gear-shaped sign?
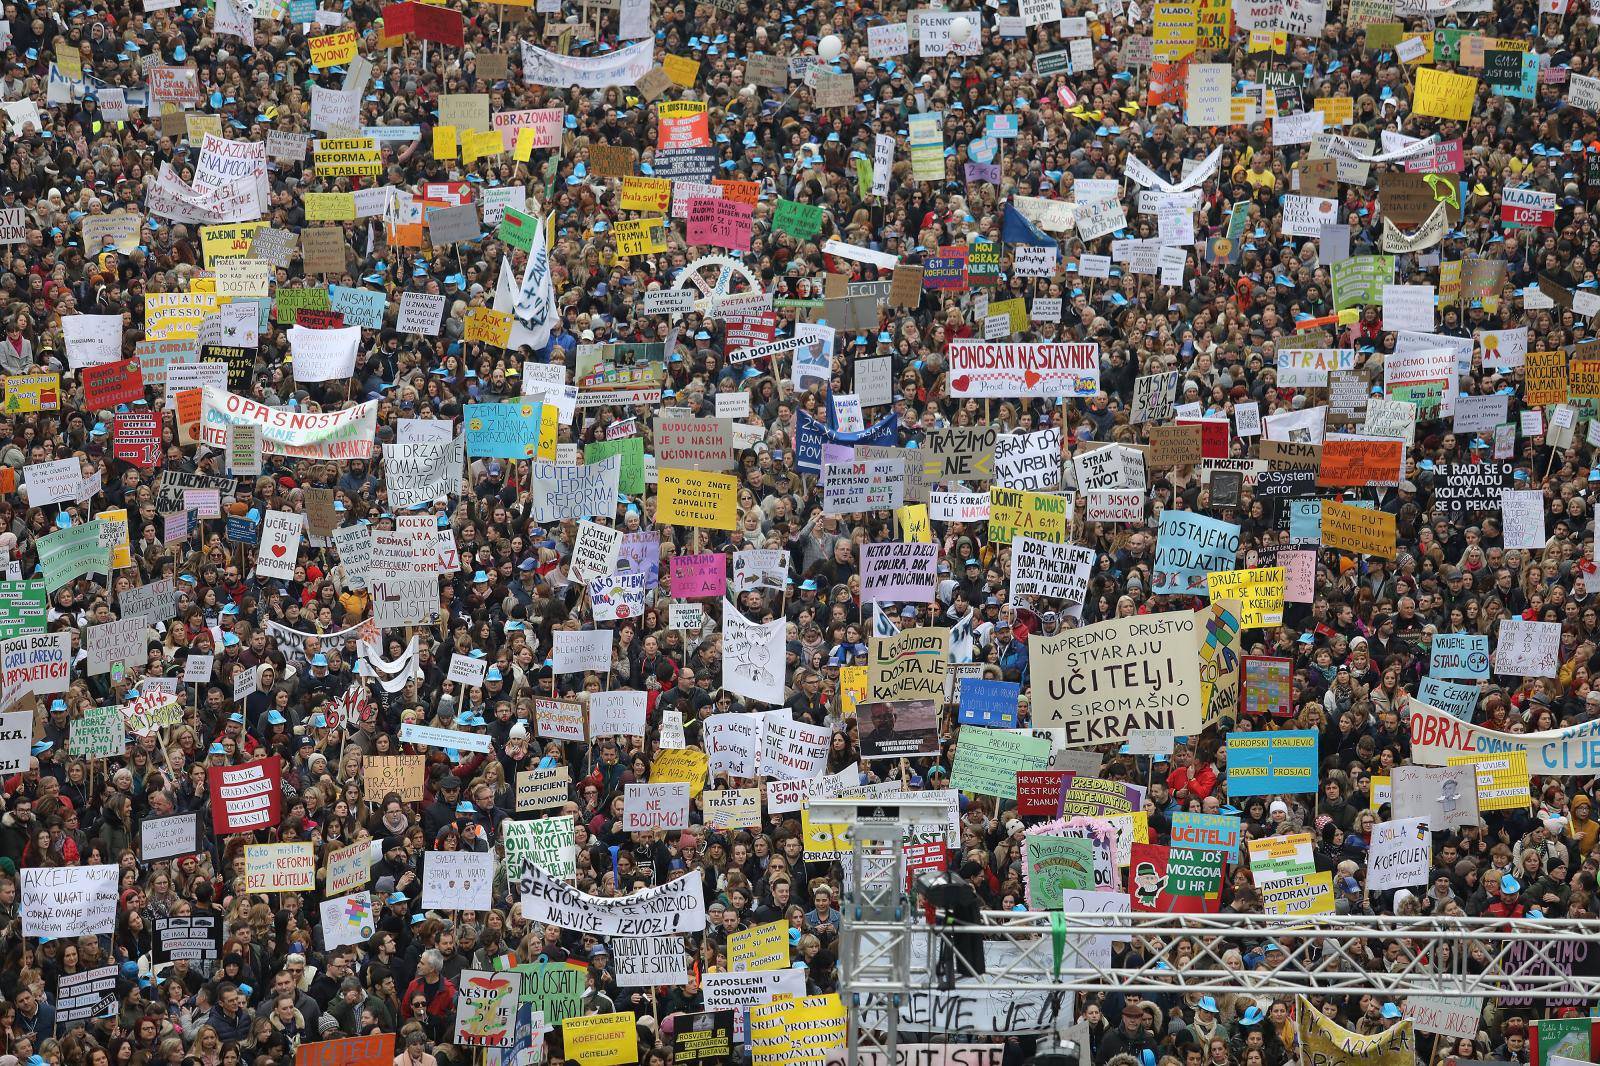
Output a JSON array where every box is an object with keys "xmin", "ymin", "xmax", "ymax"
[{"xmin": 671, "ymin": 253, "xmax": 762, "ymax": 315}]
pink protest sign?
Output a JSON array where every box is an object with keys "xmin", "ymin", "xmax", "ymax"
[
  {"xmin": 669, "ymin": 553, "xmax": 727, "ymax": 598},
  {"xmin": 685, "ymin": 198, "xmax": 754, "ymax": 252},
  {"xmin": 1282, "ymin": 549, "xmax": 1316, "ymax": 603}
]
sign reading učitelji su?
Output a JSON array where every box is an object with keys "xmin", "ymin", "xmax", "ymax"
[{"xmin": 208, "ymin": 755, "xmax": 283, "ymax": 834}]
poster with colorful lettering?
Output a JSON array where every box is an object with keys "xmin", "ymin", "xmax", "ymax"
[
  {"xmin": 454, "ymin": 970, "xmax": 518, "ymax": 1047},
  {"xmin": 1128, "ymin": 843, "xmax": 1224, "ymax": 913}
]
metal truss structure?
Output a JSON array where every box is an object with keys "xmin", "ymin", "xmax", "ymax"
[{"xmin": 816, "ymin": 799, "xmax": 1600, "ymax": 1066}]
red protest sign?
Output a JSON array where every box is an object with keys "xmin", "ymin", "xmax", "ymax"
[
  {"xmin": 295, "ymin": 309, "xmax": 346, "ymax": 329},
  {"xmin": 1015, "ymin": 770, "xmax": 1071, "ymax": 817},
  {"xmin": 400, "ymin": 2, "xmax": 463, "ymax": 46},
  {"xmin": 209, "ymin": 756, "xmax": 283, "ymax": 835},
  {"xmin": 1176, "ymin": 417, "xmax": 1230, "ymax": 460},
  {"xmin": 82, "ymin": 359, "xmax": 146, "ymax": 409},
  {"xmin": 112, "ymin": 413, "xmax": 161, "ymax": 468}
]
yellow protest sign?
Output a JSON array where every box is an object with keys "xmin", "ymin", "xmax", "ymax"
[
  {"xmin": 1153, "ymin": 0, "xmax": 1197, "ymax": 62},
  {"xmin": 657, "ymin": 468, "xmax": 738, "ymax": 530},
  {"xmin": 988, "ymin": 488, "xmax": 1068, "ymax": 543},
  {"xmin": 145, "ymin": 293, "xmax": 220, "ymax": 339},
  {"xmin": 1205, "ymin": 566, "xmax": 1285, "ymax": 629},
  {"xmin": 304, "ymin": 192, "xmax": 356, "ymax": 222},
  {"xmin": 54, "ymin": 40, "xmax": 82, "ymax": 80},
  {"xmin": 537, "ymin": 404, "xmax": 559, "ymax": 460},
  {"xmin": 1297, "ymin": 997, "xmax": 1414, "ymax": 1066},
  {"xmin": 200, "ymin": 221, "xmax": 267, "ymax": 266},
  {"xmin": 1195, "ymin": 0, "xmax": 1229, "ymax": 49},
  {"xmin": 620, "ymin": 177, "xmax": 672, "ymax": 213},
  {"xmin": 649, "ymin": 749, "xmax": 708, "ymax": 797},
  {"xmin": 463, "ymin": 308, "xmax": 513, "ymax": 348},
  {"xmin": 1260, "ymin": 871, "xmax": 1336, "ymax": 916},
  {"xmin": 1248, "ymin": 30, "xmax": 1286, "ymax": 52},
  {"xmin": 1398, "ymin": 32, "xmax": 1434, "ymax": 64},
  {"xmin": 433, "ymin": 125, "xmax": 458, "ymax": 160},
  {"xmin": 728, "ymin": 920, "xmax": 789, "ymax": 971},
  {"xmin": 613, "ymin": 217, "xmax": 667, "ymax": 256},
  {"xmin": 751, "ymin": 995, "xmax": 848, "ymax": 1066},
  {"xmin": 1449, "ymin": 751, "xmax": 1530, "ymax": 812},
  {"xmin": 561, "ymin": 1012, "xmax": 637, "ymax": 1066},
  {"xmin": 461, "ymin": 128, "xmax": 505, "ymax": 163},
  {"xmin": 1413, "ymin": 68, "xmax": 1478, "ymax": 121},
  {"xmin": 838, "ymin": 665, "xmax": 866, "ymax": 716},
  {"xmin": 513, "ymin": 127, "xmax": 537, "ymax": 162},
  {"xmin": 662, "ymin": 54, "xmax": 700, "ymax": 87},
  {"xmin": 309, "ymin": 28, "xmax": 359, "ymax": 68},
  {"xmin": 1523, "ymin": 350, "xmax": 1568, "ymax": 406},
  {"xmin": 3, "ymin": 373, "xmax": 60, "ymax": 413},
  {"xmin": 988, "ymin": 297, "xmax": 1028, "ymax": 335},
  {"xmin": 897, "ymin": 504, "xmax": 931, "ymax": 542},
  {"xmin": 185, "ymin": 113, "xmax": 222, "ymax": 144},
  {"xmin": 95, "ymin": 509, "xmax": 132, "ymax": 570},
  {"xmin": 1312, "ymin": 96, "xmax": 1354, "ymax": 125},
  {"xmin": 1320, "ymin": 501, "xmax": 1398, "ymax": 560},
  {"xmin": 802, "ymin": 803, "xmax": 850, "ymax": 858},
  {"xmin": 314, "ymin": 138, "xmax": 382, "ymax": 176}
]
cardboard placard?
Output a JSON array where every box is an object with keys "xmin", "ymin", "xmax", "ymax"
[
  {"xmin": 589, "ymin": 144, "xmax": 638, "ymax": 178},
  {"xmin": 1148, "ymin": 423, "xmax": 1203, "ymax": 469},
  {"xmin": 300, "ymin": 227, "xmax": 347, "ymax": 275}
]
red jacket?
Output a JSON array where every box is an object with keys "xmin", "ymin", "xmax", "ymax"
[
  {"xmin": 1484, "ymin": 899, "xmax": 1526, "ymax": 920},
  {"xmin": 401, "ymin": 976, "xmax": 457, "ymax": 1021},
  {"xmin": 1168, "ymin": 763, "xmax": 1218, "ymax": 801}
]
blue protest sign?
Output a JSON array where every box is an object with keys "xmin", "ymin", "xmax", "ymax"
[
  {"xmin": 464, "ymin": 402, "xmax": 544, "ymax": 459},
  {"xmin": 1429, "ymin": 633, "xmax": 1490, "ymax": 679},
  {"xmin": 1224, "ymin": 730, "xmax": 1319, "ymax": 796},
  {"xmin": 958, "ymin": 678, "xmax": 1021, "ymax": 728},
  {"xmin": 1153, "ymin": 510, "xmax": 1241, "ymax": 593},
  {"xmin": 1417, "ymin": 676, "xmax": 1478, "ymax": 720}
]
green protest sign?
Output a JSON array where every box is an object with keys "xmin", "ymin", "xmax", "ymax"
[{"xmin": 772, "ymin": 199, "xmax": 824, "ymax": 240}]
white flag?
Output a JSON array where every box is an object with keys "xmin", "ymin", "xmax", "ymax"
[
  {"xmin": 513, "ymin": 208, "xmax": 556, "ymax": 350},
  {"xmin": 495, "ymin": 256, "xmax": 548, "ymax": 353}
]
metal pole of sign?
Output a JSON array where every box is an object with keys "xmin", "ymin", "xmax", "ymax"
[{"xmin": 818, "ymin": 797, "xmax": 948, "ymax": 1066}]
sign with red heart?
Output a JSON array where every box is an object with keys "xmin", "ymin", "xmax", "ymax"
[{"xmin": 256, "ymin": 509, "xmax": 303, "ymax": 580}]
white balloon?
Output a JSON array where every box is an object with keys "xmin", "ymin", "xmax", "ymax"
[
  {"xmin": 818, "ymin": 34, "xmax": 843, "ymax": 61},
  {"xmin": 950, "ymin": 16, "xmax": 973, "ymax": 42}
]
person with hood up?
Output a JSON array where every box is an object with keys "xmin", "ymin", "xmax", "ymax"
[{"xmin": 1566, "ymin": 792, "xmax": 1599, "ymax": 860}]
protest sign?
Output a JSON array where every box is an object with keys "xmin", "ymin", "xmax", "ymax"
[
  {"xmin": 1032, "ymin": 613, "xmax": 1203, "ymax": 745},
  {"xmin": 1225, "ymin": 731, "xmax": 1319, "ymax": 795},
  {"xmin": 209, "ymin": 757, "xmax": 283, "ymax": 835},
  {"xmin": 21, "ymin": 865, "xmax": 119, "ymax": 938},
  {"xmin": 1368, "ymin": 817, "xmax": 1432, "ymax": 889}
]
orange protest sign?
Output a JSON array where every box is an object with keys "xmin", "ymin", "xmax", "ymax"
[{"xmin": 1317, "ymin": 437, "xmax": 1404, "ymax": 488}]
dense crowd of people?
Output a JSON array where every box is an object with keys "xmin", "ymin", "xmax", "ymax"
[{"xmin": 0, "ymin": 0, "xmax": 1594, "ymax": 1064}]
